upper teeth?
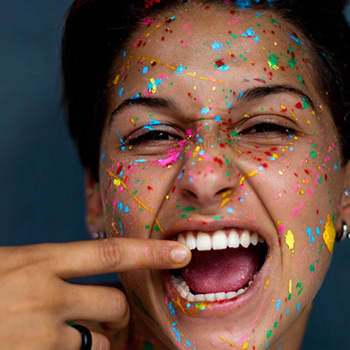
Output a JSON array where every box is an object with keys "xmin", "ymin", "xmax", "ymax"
[{"xmin": 177, "ymin": 229, "xmax": 264, "ymax": 251}]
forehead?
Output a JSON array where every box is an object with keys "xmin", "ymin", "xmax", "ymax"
[{"xmin": 112, "ymin": 4, "xmax": 322, "ymax": 113}]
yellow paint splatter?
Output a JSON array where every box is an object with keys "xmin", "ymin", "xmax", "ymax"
[
  {"xmin": 242, "ymin": 343, "xmax": 249, "ymax": 350},
  {"xmin": 148, "ymin": 78, "xmax": 158, "ymax": 94},
  {"xmin": 128, "ymin": 55, "xmax": 225, "ymax": 83},
  {"xmin": 107, "ymin": 168, "xmax": 165, "ymax": 233},
  {"xmin": 323, "ymin": 213, "xmax": 336, "ymax": 254},
  {"xmin": 239, "ymin": 170, "xmax": 259, "ymax": 186},
  {"xmin": 264, "ymin": 278, "xmax": 270, "ymax": 290},
  {"xmin": 219, "ymin": 336, "xmax": 242, "ymax": 349},
  {"xmin": 289, "ymin": 279, "xmax": 292, "ymax": 294},
  {"xmin": 285, "ymin": 230, "xmax": 295, "ymax": 250}
]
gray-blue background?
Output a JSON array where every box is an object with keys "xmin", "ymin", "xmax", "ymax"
[{"xmin": 1, "ymin": 1, "xmax": 350, "ymax": 349}]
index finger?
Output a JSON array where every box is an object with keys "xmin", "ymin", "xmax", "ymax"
[{"xmin": 53, "ymin": 238, "xmax": 191, "ymax": 280}]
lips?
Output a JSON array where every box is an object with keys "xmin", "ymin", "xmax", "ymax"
[{"xmin": 168, "ymin": 228, "xmax": 268, "ymax": 304}]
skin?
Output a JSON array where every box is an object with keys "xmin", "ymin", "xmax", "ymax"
[
  {"xmin": 0, "ymin": 3, "xmax": 349, "ymax": 350},
  {"xmin": 88, "ymin": 3, "xmax": 350, "ymax": 350}
]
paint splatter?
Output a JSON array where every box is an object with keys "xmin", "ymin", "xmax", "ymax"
[
  {"xmin": 285, "ymin": 230, "xmax": 295, "ymax": 250},
  {"xmin": 323, "ymin": 213, "xmax": 336, "ymax": 254}
]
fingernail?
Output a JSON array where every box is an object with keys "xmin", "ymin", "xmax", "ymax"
[{"xmin": 170, "ymin": 246, "xmax": 188, "ymax": 264}]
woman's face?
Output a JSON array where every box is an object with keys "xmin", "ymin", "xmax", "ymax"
[{"xmin": 98, "ymin": 4, "xmax": 344, "ymax": 349}]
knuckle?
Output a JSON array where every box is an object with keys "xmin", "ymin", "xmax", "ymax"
[
  {"xmin": 109, "ymin": 290, "xmax": 128, "ymax": 318},
  {"xmin": 96, "ymin": 240, "xmax": 122, "ymax": 270}
]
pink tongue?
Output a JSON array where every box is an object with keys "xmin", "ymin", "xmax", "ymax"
[{"xmin": 182, "ymin": 247, "xmax": 260, "ymax": 294}]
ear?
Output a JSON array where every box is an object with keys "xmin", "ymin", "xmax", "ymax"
[
  {"xmin": 336, "ymin": 161, "xmax": 350, "ymax": 231},
  {"xmin": 85, "ymin": 170, "xmax": 105, "ymax": 239}
]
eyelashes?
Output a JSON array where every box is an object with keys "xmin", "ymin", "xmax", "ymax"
[
  {"xmin": 124, "ymin": 130, "xmax": 183, "ymax": 147},
  {"xmin": 240, "ymin": 122, "xmax": 296, "ymax": 136},
  {"xmin": 122, "ymin": 122, "xmax": 296, "ymax": 147}
]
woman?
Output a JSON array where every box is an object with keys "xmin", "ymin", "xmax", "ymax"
[{"xmin": 1, "ymin": 0, "xmax": 349, "ymax": 349}]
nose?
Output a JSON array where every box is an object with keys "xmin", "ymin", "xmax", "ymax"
[{"xmin": 178, "ymin": 144, "xmax": 240, "ymax": 210}]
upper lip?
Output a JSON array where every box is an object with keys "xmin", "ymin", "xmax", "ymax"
[{"xmin": 162, "ymin": 216, "xmax": 273, "ymax": 248}]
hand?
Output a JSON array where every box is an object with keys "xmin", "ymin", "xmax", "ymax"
[{"xmin": 0, "ymin": 238, "xmax": 191, "ymax": 350}]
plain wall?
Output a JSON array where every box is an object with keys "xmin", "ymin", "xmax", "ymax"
[{"xmin": 1, "ymin": 1, "xmax": 350, "ymax": 349}]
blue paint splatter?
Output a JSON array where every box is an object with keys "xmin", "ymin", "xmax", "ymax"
[
  {"xmin": 125, "ymin": 206, "xmax": 129, "ymax": 213},
  {"xmin": 242, "ymin": 28, "xmax": 255, "ymax": 38},
  {"xmin": 215, "ymin": 116, "xmax": 221, "ymax": 122},
  {"xmin": 288, "ymin": 34, "xmax": 302, "ymax": 46},
  {"xmin": 135, "ymin": 159, "xmax": 146, "ymax": 163},
  {"xmin": 101, "ymin": 152, "xmax": 106, "ymax": 160},
  {"xmin": 119, "ymin": 88, "xmax": 124, "ymax": 97},
  {"xmin": 212, "ymin": 41, "xmax": 223, "ymax": 52},
  {"xmin": 130, "ymin": 93, "xmax": 140, "ymax": 100},
  {"xmin": 201, "ymin": 107, "xmax": 210, "ymax": 115},
  {"xmin": 175, "ymin": 64, "xmax": 184, "ymax": 75},
  {"xmin": 218, "ymin": 64, "xmax": 230, "ymax": 71},
  {"xmin": 142, "ymin": 67, "xmax": 149, "ymax": 74},
  {"xmin": 297, "ymin": 302, "xmax": 300, "ymax": 313},
  {"xmin": 276, "ymin": 299, "xmax": 281, "ymax": 311},
  {"xmin": 168, "ymin": 301, "xmax": 176, "ymax": 315}
]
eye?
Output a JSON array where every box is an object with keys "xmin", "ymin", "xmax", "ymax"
[
  {"xmin": 125, "ymin": 130, "xmax": 183, "ymax": 146},
  {"xmin": 240, "ymin": 122, "xmax": 295, "ymax": 136}
]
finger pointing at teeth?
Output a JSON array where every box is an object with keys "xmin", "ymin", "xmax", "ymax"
[{"xmin": 52, "ymin": 238, "xmax": 191, "ymax": 280}]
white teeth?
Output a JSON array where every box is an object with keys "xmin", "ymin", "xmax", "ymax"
[
  {"xmin": 171, "ymin": 274, "xmax": 257, "ymax": 302},
  {"xmin": 177, "ymin": 229, "xmax": 265, "ymax": 251},
  {"xmin": 178, "ymin": 233, "xmax": 186, "ymax": 245},
  {"xmin": 240, "ymin": 230, "xmax": 250, "ymax": 248},
  {"xmin": 197, "ymin": 232, "xmax": 212, "ymax": 251},
  {"xmin": 228, "ymin": 229, "xmax": 240, "ymax": 248},
  {"xmin": 212, "ymin": 230, "xmax": 227, "ymax": 250},
  {"xmin": 215, "ymin": 292, "xmax": 226, "ymax": 301},
  {"xmin": 185, "ymin": 232, "xmax": 197, "ymax": 250},
  {"xmin": 250, "ymin": 232, "xmax": 258, "ymax": 246},
  {"xmin": 205, "ymin": 293, "xmax": 216, "ymax": 302}
]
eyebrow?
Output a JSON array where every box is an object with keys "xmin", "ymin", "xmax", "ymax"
[
  {"xmin": 109, "ymin": 96, "xmax": 178, "ymax": 126},
  {"xmin": 238, "ymin": 84, "xmax": 316, "ymax": 110},
  {"xmin": 109, "ymin": 84, "xmax": 315, "ymax": 125}
]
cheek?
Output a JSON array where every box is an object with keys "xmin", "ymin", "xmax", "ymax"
[{"xmin": 101, "ymin": 155, "xmax": 182, "ymax": 237}]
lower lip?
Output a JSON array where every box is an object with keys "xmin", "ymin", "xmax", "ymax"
[{"xmin": 163, "ymin": 255, "xmax": 271, "ymax": 317}]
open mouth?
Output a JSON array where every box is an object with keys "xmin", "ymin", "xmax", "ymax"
[{"xmin": 170, "ymin": 229, "xmax": 268, "ymax": 303}]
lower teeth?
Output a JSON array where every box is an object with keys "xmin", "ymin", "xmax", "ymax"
[{"xmin": 170, "ymin": 274, "xmax": 256, "ymax": 303}]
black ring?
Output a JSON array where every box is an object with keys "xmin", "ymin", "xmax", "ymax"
[{"xmin": 71, "ymin": 324, "xmax": 92, "ymax": 350}]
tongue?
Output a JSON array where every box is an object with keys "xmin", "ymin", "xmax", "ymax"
[{"xmin": 181, "ymin": 246, "xmax": 260, "ymax": 294}]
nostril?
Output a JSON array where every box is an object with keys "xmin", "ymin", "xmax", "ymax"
[
  {"xmin": 216, "ymin": 187, "xmax": 233, "ymax": 196},
  {"xmin": 181, "ymin": 189, "xmax": 199, "ymax": 200}
]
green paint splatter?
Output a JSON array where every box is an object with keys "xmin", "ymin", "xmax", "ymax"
[
  {"xmin": 297, "ymin": 74, "xmax": 306, "ymax": 88},
  {"xmin": 230, "ymin": 130, "xmax": 239, "ymax": 137},
  {"xmin": 310, "ymin": 151, "xmax": 317, "ymax": 159},
  {"xmin": 181, "ymin": 215, "xmax": 189, "ymax": 219},
  {"xmin": 267, "ymin": 330, "xmax": 273, "ymax": 339},
  {"xmin": 145, "ymin": 225, "xmax": 150, "ymax": 229},
  {"xmin": 213, "ymin": 216, "xmax": 222, "ymax": 220},
  {"xmin": 226, "ymin": 172, "xmax": 230, "ymax": 177},
  {"xmin": 274, "ymin": 321, "xmax": 278, "ymax": 328},
  {"xmin": 288, "ymin": 57, "xmax": 296, "ymax": 68},
  {"xmin": 268, "ymin": 54, "xmax": 279, "ymax": 69},
  {"xmin": 155, "ymin": 226, "xmax": 160, "ymax": 232},
  {"xmin": 309, "ymin": 264, "xmax": 315, "ymax": 272},
  {"xmin": 183, "ymin": 206, "xmax": 195, "ymax": 212}
]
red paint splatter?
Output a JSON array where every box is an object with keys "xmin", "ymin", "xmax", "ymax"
[
  {"xmin": 295, "ymin": 102, "xmax": 303, "ymax": 109},
  {"xmin": 144, "ymin": 0, "xmax": 161, "ymax": 7},
  {"xmin": 161, "ymin": 36, "xmax": 165, "ymax": 41},
  {"xmin": 147, "ymin": 186, "xmax": 153, "ymax": 191},
  {"xmin": 213, "ymin": 157, "xmax": 224, "ymax": 167},
  {"xmin": 215, "ymin": 58, "xmax": 225, "ymax": 68},
  {"xmin": 172, "ymin": 186, "xmax": 176, "ymax": 193}
]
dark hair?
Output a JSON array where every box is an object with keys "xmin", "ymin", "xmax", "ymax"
[{"xmin": 62, "ymin": 0, "xmax": 350, "ymax": 180}]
